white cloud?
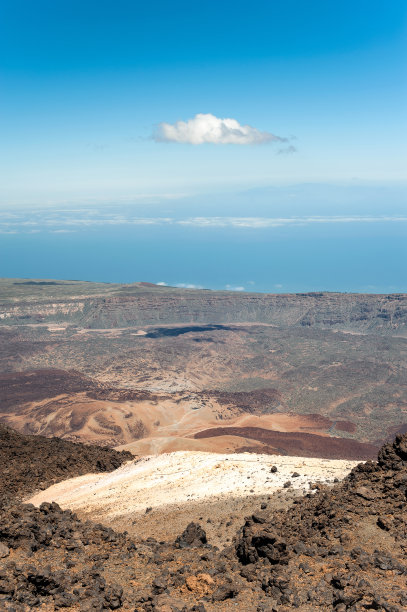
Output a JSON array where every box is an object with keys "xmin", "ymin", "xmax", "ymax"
[
  {"xmin": 178, "ymin": 217, "xmax": 285, "ymax": 228},
  {"xmin": 177, "ymin": 215, "xmax": 407, "ymax": 229},
  {"xmin": 2, "ymin": 210, "xmax": 407, "ymax": 234},
  {"xmin": 156, "ymin": 281, "xmax": 202, "ymax": 289},
  {"xmin": 154, "ymin": 113, "xmax": 284, "ymax": 145},
  {"xmin": 225, "ymin": 284, "xmax": 245, "ymax": 291},
  {"xmin": 175, "ymin": 283, "xmax": 202, "ymax": 289}
]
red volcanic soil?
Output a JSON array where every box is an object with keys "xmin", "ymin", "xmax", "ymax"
[
  {"xmin": 0, "ymin": 369, "xmax": 93, "ymax": 411},
  {"xmin": 208, "ymin": 388, "xmax": 282, "ymax": 414},
  {"xmin": 0, "ymin": 369, "xmax": 164, "ymax": 413},
  {"xmin": 334, "ymin": 420, "xmax": 357, "ymax": 433},
  {"xmin": 296, "ymin": 413, "xmax": 333, "ymax": 430},
  {"xmin": 194, "ymin": 426, "xmax": 378, "ymax": 460}
]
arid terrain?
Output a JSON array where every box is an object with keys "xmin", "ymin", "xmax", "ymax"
[
  {"xmin": 1, "ymin": 422, "xmax": 407, "ymax": 611},
  {"xmin": 28, "ymin": 450, "xmax": 359, "ymax": 547},
  {"xmin": 1, "ymin": 281, "xmax": 407, "ymax": 610},
  {"xmin": 1, "ymin": 279, "xmax": 407, "ymax": 457}
]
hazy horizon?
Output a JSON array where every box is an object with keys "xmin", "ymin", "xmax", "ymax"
[
  {"xmin": 1, "ymin": 1, "xmax": 406, "ymax": 292},
  {"xmin": 1, "ymin": 182, "xmax": 406, "ymax": 294}
]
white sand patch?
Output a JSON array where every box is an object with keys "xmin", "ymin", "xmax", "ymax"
[{"xmin": 28, "ymin": 451, "xmax": 360, "ymax": 521}]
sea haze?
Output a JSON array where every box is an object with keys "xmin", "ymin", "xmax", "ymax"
[{"xmin": 1, "ymin": 183, "xmax": 406, "ymax": 294}]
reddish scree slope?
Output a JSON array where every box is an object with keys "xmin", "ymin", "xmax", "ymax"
[{"xmin": 194, "ymin": 426, "xmax": 378, "ymax": 460}]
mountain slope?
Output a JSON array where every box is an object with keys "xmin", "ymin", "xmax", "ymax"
[
  {"xmin": 0, "ymin": 431, "xmax": 406, "ymax": 610},
  {"xmin": 0, "ymin": 423, "xmax": 133, "ymax": 505}
]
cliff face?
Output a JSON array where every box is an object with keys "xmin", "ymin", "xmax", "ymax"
[{"xmin": 1, "ymin": 280, "xmax": 406, "ymax": 334}]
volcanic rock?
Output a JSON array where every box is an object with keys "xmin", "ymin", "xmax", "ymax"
[
  {"xmin": 0, "ymin": 423, "xmax": 133, "ymax": 504},
  {"xmin": 0, "ymin": 427, "xmax": 406, "ymax": 610},
  {"xmin": 235, "ymin": 433, "xmax": 407, "ymax": 609},
  {"xmin": 175, "ymin": 523, "xmax": 208, "ymax": 549}
]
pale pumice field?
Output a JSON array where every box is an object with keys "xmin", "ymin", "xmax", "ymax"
[{"xmin": 29, "ymin": 451, "xmax": 360, "ymax": 522}]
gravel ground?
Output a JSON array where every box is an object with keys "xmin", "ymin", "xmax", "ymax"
[{"xmin": 28, "ymin": 451, "xmax": 358, "ymax": 546}]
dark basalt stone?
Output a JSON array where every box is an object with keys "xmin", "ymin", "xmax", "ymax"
[
  {"xmin": 0, "ymin": 428, "xmax": 407, "ymax": 610},
  {"xmin": 0, "ymin": 423, "xmax": 133, "ymax": 505},
  {"xmin": 174, "ymin": 523, "xmax": 207, "ymax": 549},
  {"xmin": 234, "ymin": 433, "xmax": 407, "ymax": 608},
  {"xmin": 378, "ymin": 434, "xmax": 407, "ymax": 469}
]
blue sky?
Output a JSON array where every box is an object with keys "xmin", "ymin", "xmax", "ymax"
[
  {"xmin": 0, "ymin": 1, "xmax": 406, "ymax": 292},
  {"xmin": 0, "ymin": 0, "xmax": 406, "ymax": 205}
]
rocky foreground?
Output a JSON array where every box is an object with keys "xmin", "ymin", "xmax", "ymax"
[
  {"xmin": 27, "ymin": 451, "xmax": 359, "ymax": 546},
  {"xmin": 0, "ymin": 424, "xmax": 133, "ymax": 504},
  {"xmin": 0, "ymin": 426, "xmax": 406, "ymax": 610}
]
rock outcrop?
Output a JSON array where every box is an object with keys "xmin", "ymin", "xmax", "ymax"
[
  {"xmin": 0, "ymin": 429, "xmax": 406, "ymax": 610},
  {"xmin": 0, "ymin": 424, "xmax": 133, "ymax": 504},
  {"xmin": 235, "ymin": 433, "xmax": 407, "ymax": 609}
]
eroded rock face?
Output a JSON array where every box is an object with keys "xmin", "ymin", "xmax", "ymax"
[{"xmin": 2, "ymin": 283, "xmax": 406, "ymax": 332}]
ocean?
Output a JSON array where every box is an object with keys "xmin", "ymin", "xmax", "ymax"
[{"xmin": 1, "ymin": 184, "xmax": 406, "ymax": 293}]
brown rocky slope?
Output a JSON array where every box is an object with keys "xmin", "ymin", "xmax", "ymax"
[
  {"xmin": 234, "ymin": 433, "xmax": 407, "ymax": 610},
  {"xmin": 0, "ymin": 423, "xmax": 133, "ymax": 505},
  {"xmin": 0, "ymin": 428, "xmax": 406, "ymax": 610}
]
